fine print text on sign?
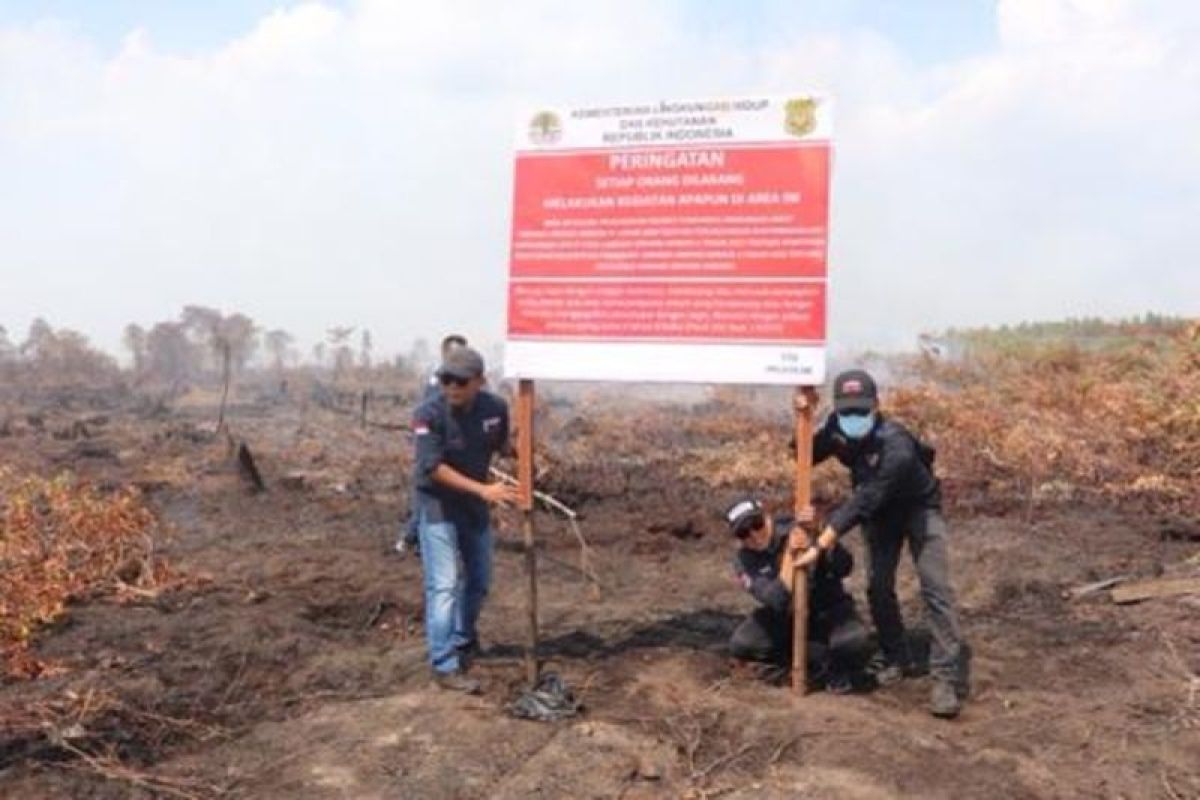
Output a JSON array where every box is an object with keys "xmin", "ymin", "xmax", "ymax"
[{"xmin": 504, "ymin": 96, "xmax": 832, "ymax": 385}]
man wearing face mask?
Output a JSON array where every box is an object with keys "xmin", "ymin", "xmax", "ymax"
[{"xmin": 792, "ymin": 369, "xmax": 971, "ymax": 718}]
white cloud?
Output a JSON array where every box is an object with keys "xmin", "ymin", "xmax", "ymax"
[{"xmin": 0, "ymin": 0, "xmax": 1196, "ymax": 360}]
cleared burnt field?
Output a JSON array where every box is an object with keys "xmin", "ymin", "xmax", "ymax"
[{"xmin": 0, "ymin": 372, "xmax": 1197, "ymax": 798}]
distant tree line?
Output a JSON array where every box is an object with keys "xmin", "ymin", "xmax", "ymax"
[
  {"xmin": 0, "ymin": 307, "xmax": 445, "ymax": 393},
  {"xmin": 0, "ymin": 319, "xmax": 118, "ymax": 387},
  {"xmin": 932, "ymin": 314, "xmax": 1193, "ymax": 354}
]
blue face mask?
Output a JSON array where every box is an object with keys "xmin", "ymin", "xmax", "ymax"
[{"xmin": 837, "ymin": 411, "xmax": 875, "ymax": 440}]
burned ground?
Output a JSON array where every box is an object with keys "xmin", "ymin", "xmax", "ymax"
[{"xmin": 1, "ymin": 385, "xmax": 1197, "ymax": 799}]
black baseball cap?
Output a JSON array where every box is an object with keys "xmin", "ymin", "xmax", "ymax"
[
  {"xmin": 437, "ymin": 346, "xmax": 485, "ymax": 380},
  {"xmin": 723, "ymin": 498, "xmax": 765, "ymax": 538},
  {"xmin": 832, "ymin": 369, "xmax": 878, "ymax": 412}
]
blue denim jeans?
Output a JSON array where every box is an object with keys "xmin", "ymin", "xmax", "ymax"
[{"xmin": 418, "ymin": 510, "xmax": 493, "ymax": 674}]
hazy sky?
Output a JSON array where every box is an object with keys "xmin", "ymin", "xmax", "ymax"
[{"xmin": 1, "ymin": 0, "xmax": 1197, "ymax": 361}]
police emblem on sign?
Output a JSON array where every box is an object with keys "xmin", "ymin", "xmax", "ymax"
[
  {"xmin": 529, "ymin": 111, "xmax": 562, "ymax": 145},
  {"xmin": 783, "ymin": 97, "xmax": 818, "ymax": 138}
]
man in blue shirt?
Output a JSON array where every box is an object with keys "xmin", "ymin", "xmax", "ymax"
[
  {"xmin": 397, "ymin": 334, "xmax": 469, "ymax": 558},
  {"xmin": 411, "ymin": 346, "xmax": 516, "ymax": 693}
]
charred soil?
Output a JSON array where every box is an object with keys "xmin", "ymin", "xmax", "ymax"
[{"xmin": 1, "ymin": 389, "xmax": 1197, "ymax": 799}]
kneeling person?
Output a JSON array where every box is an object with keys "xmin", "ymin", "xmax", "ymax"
[{"xmin": 726, "ymin": 498, "xmax": 868, "ymax": 692}]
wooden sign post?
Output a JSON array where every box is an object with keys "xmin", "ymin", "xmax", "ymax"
[
  {"xmin": 516, "ymin": 379, "xmax": 540, "ymax": 685},
  {"xmin": 791, "ymin": 386, "xmax": 818, "ymax": 694}
]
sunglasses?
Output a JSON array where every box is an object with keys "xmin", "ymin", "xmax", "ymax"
[
  {"xmin": 838, "ymin": 407, "xmax": 873, "ymax": 417},
  {"xmin": 439, "ymin": 374, "xmax": 470, "ymax": 388},
  {"xmin": 734, "ymin": 514, "xmax": 765, "ymax": 539}
]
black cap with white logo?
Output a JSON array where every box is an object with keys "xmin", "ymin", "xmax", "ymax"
[
  {"xmin": 832, "ymin": 369, "xmax": 878, "ymax": 412},
  {"xmin": 723, "ymin": 498, "xmax": 765, "ymax": 538}
]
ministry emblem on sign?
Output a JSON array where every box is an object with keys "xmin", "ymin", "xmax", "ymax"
[
  {"xmin": 783, "ymin": 97, "xmax": 818, "ymax": 138},
  {"xmin": 529, "ymin": 111, "xmax": 563, "ymax": 145}
]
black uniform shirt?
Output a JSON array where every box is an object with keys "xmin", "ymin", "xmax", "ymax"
[
  {"xmin": 731, "ymin": 517, "xmax": 854, "ymax": 615},
  {"xmin": 813, "ymin": 414, "xmax": 941, "ymax": 536},
  {"xmin": 411, "ymin": 390, "xmax": 509, "ymax": 528}
]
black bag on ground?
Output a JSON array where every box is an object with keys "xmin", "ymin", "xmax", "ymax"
[{"xmin": 507, "ymin": 672, "xmax": 582, "ymax": 722}]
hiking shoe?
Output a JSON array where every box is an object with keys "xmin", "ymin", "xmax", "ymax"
[
  {"xmin": 868, "ymin": 654, "xmax": 911, "ymax": 687},
  {"xmin": 929, "ymin": 680, "xmax": 962, "ymax": 719},
  {"xmin": 432, "ymin": 670, "xmax": 481, "ymax": 695},
  {"xmin": 825, "ymin": 671, "xmax": 854, "ymax": 695},
  {"xmin": 754, "ymin": 662, "xmax": 790, "ymax": 686}
]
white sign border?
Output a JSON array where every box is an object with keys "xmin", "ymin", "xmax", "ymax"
[
  {"xmin": 504, "ymin": 93, "xmax": 833, "ymax": 385},
  {"xmin": 505, "ymin": 340, "xmax": 826, "ymax": 385}
]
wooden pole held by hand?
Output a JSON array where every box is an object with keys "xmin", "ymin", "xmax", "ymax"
[
  {"xmin": 516, "ymin": 379, "xmax": 540, "ymax": 685},
  {"xmin": 792, "ymin": 386, "xmax": 818, "ymax": 694}
]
